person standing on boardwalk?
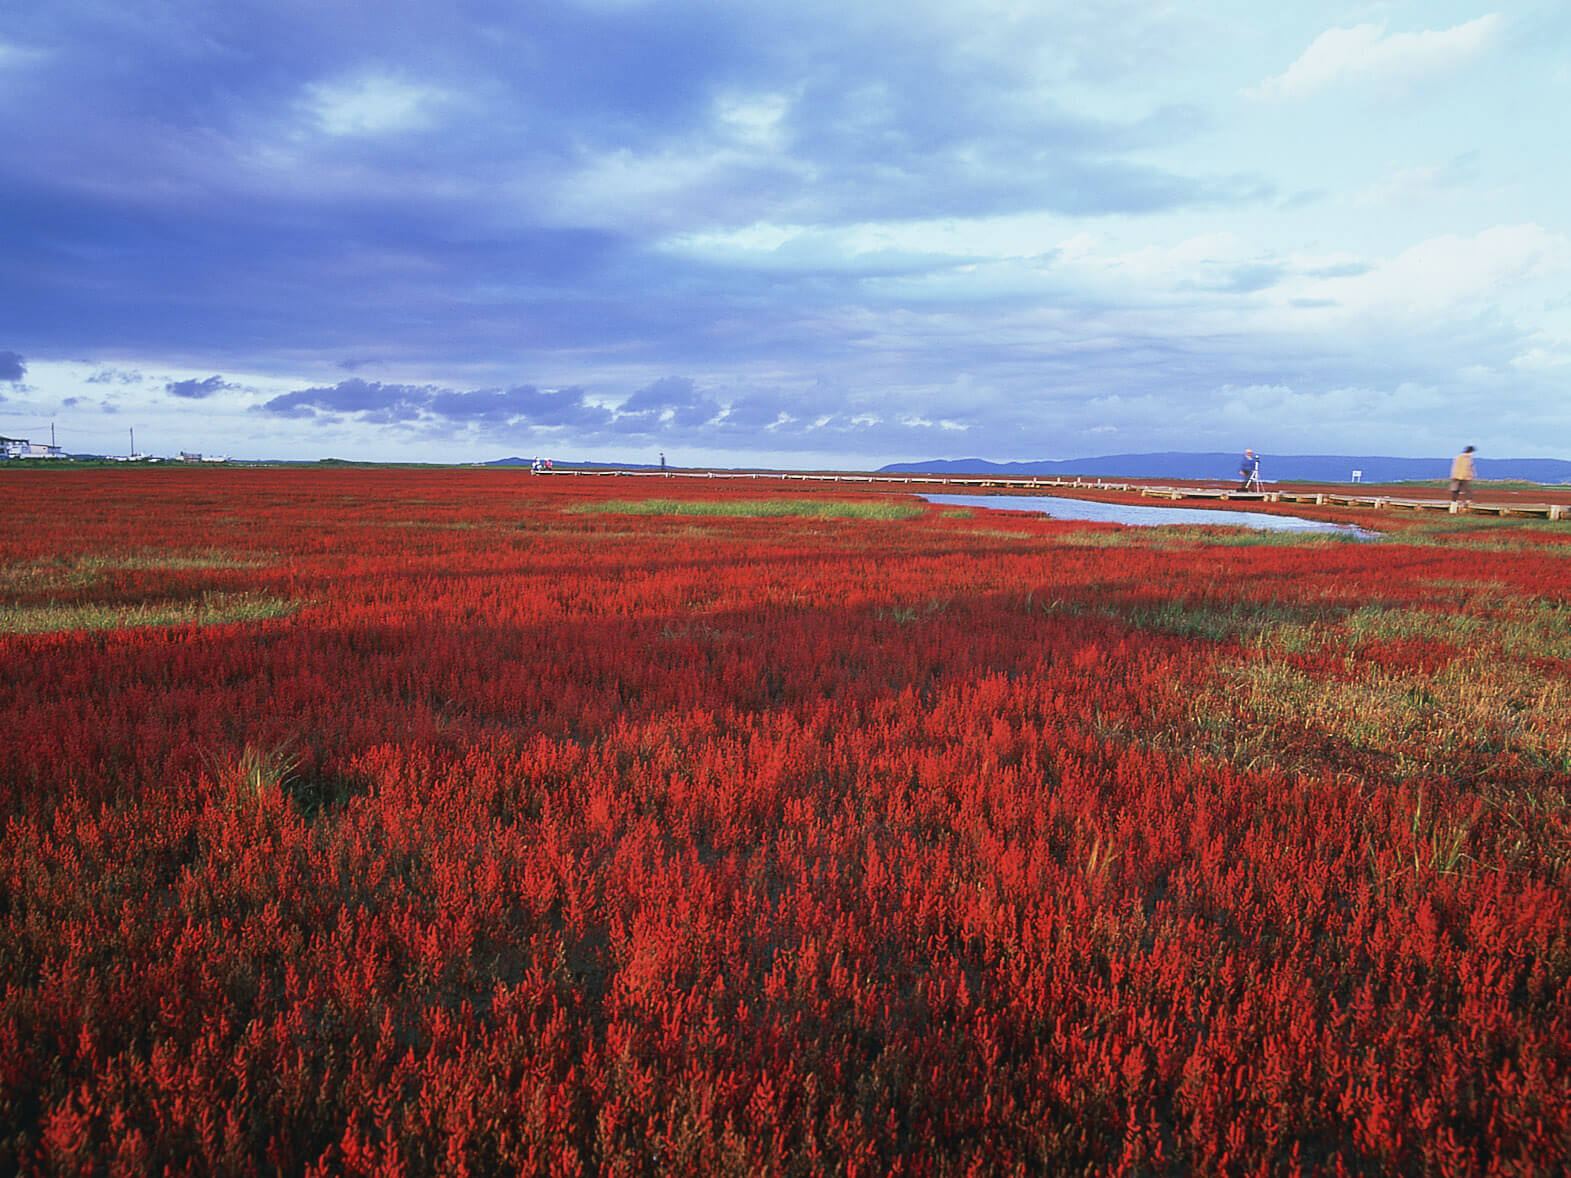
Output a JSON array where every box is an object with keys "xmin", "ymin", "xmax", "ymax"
[
  {"xmin": 1450, "ymin": 445, "xmax": 1476, "ymax": 505},
  {"xmin": 1238, "ymin": 449, "xmax": 1259, "ymax": 491}
]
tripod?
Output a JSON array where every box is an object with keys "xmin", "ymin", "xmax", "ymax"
[{"xmin": 1242, "ymin": 464, "xmax": 1263, "ymax": 492}]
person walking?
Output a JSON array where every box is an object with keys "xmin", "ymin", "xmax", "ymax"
[
  {"xmin": 1238, "ymin": 449, "xmax": 1260, "ymax": 491},
  {"xmin": 1450, "ymin": 446, "xmax": 1476, "ymax": 506}
]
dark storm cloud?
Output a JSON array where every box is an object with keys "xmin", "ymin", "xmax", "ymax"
[
  {"xmin": 764, "ymin": 67, "xmax": 1250, "ymax": 223},
  {"xmin": 257, "ymin": 380, "xmax": 433, "ymax": 423},
  {"xmin": 247, "ymin": 370, "xmax": 951, "ymax": 453},
  {"xmin": 0, "ymin": 351, "xmax": 24, "ymax": 381},
  {"xmin": 613, "ymin": 377, "xmax": 724, "ymax": 430},
  {"xmin": 0, "ymin": 0, "xmax": 1260, "ymax": 375},
  {"xmin": 87, "ymin": 367, "xmax": 144, "ymax": 384},
  {"xmin": 166, "ymin": 375, "xmax": 234, "ymax": 399},
  {"xmin": 427, "ymin": 385, "xmax": 613, "ymax": 429},
  {"xmin": 9, "ymin": 3, "xmax": 1552, "ymax": 466},
  {"xmin": 717, "ymin": 395, "xmax": 792, "ymax": 430},
  {"xmin": 255, "ymin": 378, "xmax": 614, "ymax": 430}
]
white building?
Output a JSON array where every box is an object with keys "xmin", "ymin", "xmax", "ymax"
[{"xmin": 1, "ymin": 436, "xmax": 63, "ymax": 459}]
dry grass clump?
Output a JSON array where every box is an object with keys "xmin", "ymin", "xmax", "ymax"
[{"xmin": 0, "ymin": 591, "xmax": 296, "ymax": 634}]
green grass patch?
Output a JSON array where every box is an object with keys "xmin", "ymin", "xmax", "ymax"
[
  {"xmin": 567, "ymin": 498, "xmax": 924, "ymax": 520},
  {"xmin": 1161, "ymin": 588, "xmax": 1571, "ymax": 791},
  {"xmin": 1050, "ymin": 524, "xmax": 1366, "ymax": 549},
  {"xmin": 1213, "ymin": 652, "xmax": 1571, "ymax": 778},
  {"xmin": 875, "ymin": 597, "xmax": 951, "ymax": 624},
  {"xmin": 1127, "ymin": 599, "xmax": 1319, "ymax": 642},
  {"xmin": 1289, "ymin": 593, "xmax": 1571, "ymax": 661},
  {"xmin": 379, "ymin": 520, "xmax": 490, "ymax": 530},
  {"xmin": 1027, "ymin": 591, "xmax": 1345, "ymax": 645},
  {"xmin": 1375, "ymin": 478, "xmax": 1565, "ymax": 490},
  {"xmin": 0, "ymin": 550, "xmax": 272, "ymax": 593},
  {"xmin": 960, "ymin": 527, "xmax": 1039, "ymax": 540},
  {"xmin": 1386, "ymin": 516, "xmax": 1571, "ymax": 552},
  {"xmin": 0, "ymin": 591, "xmax": 298, "ymax": 635}
]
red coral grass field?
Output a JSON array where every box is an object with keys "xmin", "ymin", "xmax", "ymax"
[{"xmin": 2, "ymin": 466, "xmax": 1568, "ymax": 1175}]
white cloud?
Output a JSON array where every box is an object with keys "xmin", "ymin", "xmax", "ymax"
[
  {"xmin": 0, "ymin": 38, "xmax": 47, "ymax": 69},
  {"xmin": 714, "ymin": 92, "xmax": 791, "ymax": 149},
  {"xmin": 1246, "ymin": 15, "xmax": 1503, "ymax": 101},
  {"xmin": 1511, "ymin": 346, "xmax": 1571, "ymax": 370},
  {"xmin": 554, "ymin": 147, "xmax": 738, "ymax": 229},
  {"xmin": 1281, "ymin": 224, "xmax": 1571, "ymax": 320},
  {"xmin": 662, "ymin": 215, "xmax": 1102, "ymax": 274},
  {"xmin": 301, "ymin": 74, "xmax": 451, "ymax": 137},
  {"xmin": 1352, "ymin": 153, "xmax": 1480, "ymax": 207}
]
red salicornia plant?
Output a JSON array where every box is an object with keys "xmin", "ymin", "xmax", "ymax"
[{"xmin": 1, "ymin": 466, "xmax": 1567, "ymax": 1175}]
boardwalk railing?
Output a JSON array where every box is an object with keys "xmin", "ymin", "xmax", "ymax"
[{"xmin": 526, "ymin": 468, "xmax": 1567, "ymax": 521}]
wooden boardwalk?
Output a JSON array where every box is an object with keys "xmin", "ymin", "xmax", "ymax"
[
  {"xmin": 1267, "ymin": 489, "xmax": 1565, "ymax": 520},
  {"xmin": 1130, "ymin": 485, "xmax": 1565, "ymax": 519},
  {"xmin": 532, "ymin": 468, "xmax": 1568, "ymax": 521}
]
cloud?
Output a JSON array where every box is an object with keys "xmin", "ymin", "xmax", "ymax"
[
  {"xmin": 166, "ymin": 375, "xmax": 235, "ymax": 399},
  {"xmin": 509, "ymin": 387, "xmax": 614, "ymax": 429},
  {"xmin": 0, "ymin": 351, "xmax": 24, "ymax": 381},
  {"xmin": 1, "ymin": 3, "xmax": 1564, "ymax": 466},
  {"xmin": 1511, "ymin": 347, "xmax": 1571, "ymax": 371},
  {"xmin": 256, "ymin": 380, "xmax": 434, "ymax": 423},
  {"xmin": 614, "ymin": 377, "xmax": 724, "ymax": 429},
  {"xmin": 244, "ymin": 370, "xmax": 1014, "ymax": 455},
  {"xmin": 718, "ymin": 394, "xmax": 796, "ymax": 430},
  {"xmin": 299, "ymin": 74, "xmax": 452, "ymax": 138},
  {"xmin": 1246, "ymin": 16, "xmax": 1503, "ymax": 101},
  {"xmin": 0, "ymin": 39, "xmax": 47, "ymax": 70},
  {"xmin": 1352, "ymin": 152, "xmax": 1481, "ymax": 207},
  {"xmin": 1302, "ymin": 261, "xmax": 1371, "ymax": 280},
  {"xmin": 557, "ymin": 100, "xmax": 1253, "ymax": 235},
  {"xmin": 427, "ymin": 386, "xmax": 613, "ymax": 429},
  {"xmin": 87, "ymin": 367, "xmax": 144, "ymax": 385},
  {"xmin": 0, "ymin": 1, "xmax": 1266, "ymax": 388},
  {"xmin": 1280, "ymin": 224, "xmax": 1571, "ymax": 321},
  {"xmin": 254, "ymin": 379, "xmax": 614, "ymax": 430},
  {"xmin": 1180, "ymin": 262, "xmax": 1286, "ymax": 295}
]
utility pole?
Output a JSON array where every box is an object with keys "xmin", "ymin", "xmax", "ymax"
[{"xmin": 130, "ymin": 427, "xmax": 135, "ymax": 457}]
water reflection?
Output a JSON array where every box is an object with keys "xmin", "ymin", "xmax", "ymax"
[{"xmin": 920, "ymin": 493, "xmax": 1374, "ymax": 536}]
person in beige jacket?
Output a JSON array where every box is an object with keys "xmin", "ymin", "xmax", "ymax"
[{"xmin": 1450, "ymin": 446, "xmax": 1476, "ymax": 504}]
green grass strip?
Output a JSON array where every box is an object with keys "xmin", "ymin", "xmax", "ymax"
[
  {"xmin": 0, "ymin": 592, "xmax": 298, "ymax": 635},
  {"xmin": 1050, "ymin": 525, "xmax": 1366, "ymax": 549},
  {"xmin": 0, "ymin": 550, "xmax": 272, "ymax": 593},
  {"xmin": 568, "ymin": 498, "xmax": 924, "ymax": 520}
]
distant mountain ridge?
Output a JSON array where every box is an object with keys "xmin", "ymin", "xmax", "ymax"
[{"xmin": 879, "ymin": 452, "xmax": 1571, "ymax": 485}]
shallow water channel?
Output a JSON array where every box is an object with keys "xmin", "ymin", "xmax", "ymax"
[{"xmin": 920, "ymin": 493, "xmax": 1374, "ymax": 536}]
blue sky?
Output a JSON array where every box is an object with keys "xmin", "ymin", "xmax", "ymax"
[{"xmin": 2, "ymin": 1, "xmax": 1567, "ymax": 466}]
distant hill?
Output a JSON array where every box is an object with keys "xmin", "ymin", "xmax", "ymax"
[{"xmin": 879, "ymin": 452, "xmax": 1571, "ymax": 485}]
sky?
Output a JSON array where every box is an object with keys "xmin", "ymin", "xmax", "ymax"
[{"xmin": 2, "ymin": 1, "xmax": 1568, "ymax": 467}]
